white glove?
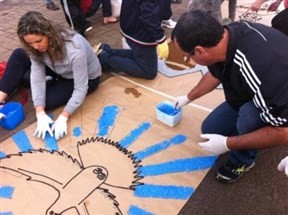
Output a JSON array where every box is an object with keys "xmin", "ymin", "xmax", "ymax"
[
  {"xmin": 174, "ymin": 95, "xmax": 191, "ymax": 109},
  {"xmin": 34, "ymin": 111, "xmax": 54, "ymax": 139},
  {"xmin": 198, "ymin": 134, "xmax": 229, "ymax": 155},
  {"xmin": 52, "ymin": 114, "xmax": 68, "ymax": 140},
  {"xmin": 277, "ymin": 156, "xmax": 288, "ymax": 177}
]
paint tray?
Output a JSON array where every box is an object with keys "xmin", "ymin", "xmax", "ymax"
[
  {"xmin": 156, "ymin": 101, "xmax": 182, "ymax": 127},
  {"xmin": 0, "ymin": 102, "xmax": 25, "ymax": 130}
]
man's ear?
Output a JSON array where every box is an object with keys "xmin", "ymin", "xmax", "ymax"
[{"xmin": 194, "ymin": 46, "xmax": 205, "ymax": 55}]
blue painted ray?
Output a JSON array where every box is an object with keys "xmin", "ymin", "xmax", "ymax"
[
  {"xmin": 118, "ymin": 122, "xmax": 151, "ymax": 148},
  {"xmin": 97, "ymin": 105, "xmax": 120, "ymax": 137},
  {"xmin": 0, "ymin": 151, "xmax": 6, "ymax": 158},
  {"xmin": 0, "ymin": 212, "xmax": 13, "ymax": 215},
  {"xmin": 134, "ymin": 184, "xmax": 194, "ymax": 200},
  {"xmin": 12, "ymin": 130, "xmax": 33, "ymax": 152},
  {"xmin": 139, "ymin": 156, "xmax": 217, "ymax": 177},
  {"xmin": 133, "ymin": 134, "xmax": 187, "ymax": 160},
  {"xmin": 44, "ymin": 133, "xmax": 58, "ymax": 151},
  {"xmin": 128, "ymin": 205, "xmax": 154, "ymax": 215},
  {"xmin": 0, "ymin": 186, "xmax": 14, "ymax": 198}
]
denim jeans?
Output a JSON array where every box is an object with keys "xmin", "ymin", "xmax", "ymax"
[
  {"xmin": 201, "ymin": 101, "xmax": 267, "ymax": 166},
  {"xmin": 99, "ymin": 40, "xmax": 158, "ymax": 80}
]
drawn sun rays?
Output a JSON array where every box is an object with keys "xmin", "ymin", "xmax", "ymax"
[{"xmin": 0, "ymin": 104, "xmax": 216, "ymax": 215}]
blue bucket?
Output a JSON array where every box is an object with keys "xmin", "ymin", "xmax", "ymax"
[{"xmin": 0, "ymin": 102, "xmax": 25, "ymax": 130}]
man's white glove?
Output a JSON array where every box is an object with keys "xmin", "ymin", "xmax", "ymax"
[
  {"xmin": 198, "ymin": 134, "xmax": 229, "ymax": 155},
  {"xmin": 34, "ymin": 111, "xmax": 54, "ymax": 139},
  {"xmin": 174, "ymin": 95, "xmax": 191, "ymax": 109},
  {"xmin": 277, "ymin": 156, "xmax": 288, "ymax": 177},
  {"xmin": 52, "ymin": 114, "xmax": 68, "ymax": 140}
]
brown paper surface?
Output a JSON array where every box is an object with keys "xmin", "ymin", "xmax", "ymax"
[{"xmin": 1, "ymin": 76, "xmax": 219, "ymax": 215}]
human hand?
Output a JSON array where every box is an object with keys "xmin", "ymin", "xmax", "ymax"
[
  {"xmin": 34, "ymin": 111, "xmax": 54, "ymax": 139},
  {"xmin": 198, "ymin": 134, "xmax": 229, "ymax": 155},
  {"xmin": 250, "ymin": 0, "xmax": 264, "ymax": 12},
  {"xmin": 52, "ymin": 114, "xmax": 68, "ymax": 140},
  {"xmin": 157, "ymin": 41, "xmax": 169, "ymax": 60},
  {"xmin": 174, "ymin": 95, "xmax": 191, "ymax": 109},
  {"xmin": 277, "ymin": 156, "xmax": 288, "ymax": 176}
]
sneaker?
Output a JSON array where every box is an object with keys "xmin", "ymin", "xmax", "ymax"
[
  {"xmin": 93, "ymin": 43, "xmax": 102, "ymax": 56},
  {"xmin": 171, "ymin": 0, "xmax": 182, "ymax": 4},
  {"xmin": 46, "ymin": 2, "xmax": 59, "ymax": 10},
  {"xmin": 161, "ymin": 19, "xmax": 177, "ymax": 29},
  {"xmin": 216, "ymin": 160, "xmax": 255, "ymax": 183}
]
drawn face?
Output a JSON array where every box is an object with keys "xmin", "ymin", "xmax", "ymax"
[{"xmin": 23, "ymin": 34, "xmax": 49, "ymax": 52}]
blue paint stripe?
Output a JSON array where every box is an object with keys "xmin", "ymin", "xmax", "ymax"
[
  {"xmin": 0, "ymin": 186, "xmax": 14, "ymax": 198},
  {"xmin": 0, "ymin": 151, "xmax": 6, "ymax": 158},
  {"xmin": 119, "ymin": 122, "xmax": 151, "ymax": 148},
  {"xmin": 134, "ymin": 134, "xmax": 186, "ymax": 160},
  {"xmin": 134, "ymin": 184, "xmax": 194, "ymax": 200},
  {"xmin": 128, "ymin": 205, "xmax": 155, "ymax": 215},
  {"xmin": 139, "ymin": 156, "xmax": 217, "ymax": 176},
  {"xmin": 97, "ymin": 105, "xmax": 119, "ymax": 136},
  {"xmin": 44, "ymin": 133, "xmax": 58, "ymax": 151},
  {"xmin": 0, "ymin": 212, "xmax": 13, "ymax": 215},
  {"xmin": 12, "ymin": 130, "xmax": 33, "ymax": 152}
]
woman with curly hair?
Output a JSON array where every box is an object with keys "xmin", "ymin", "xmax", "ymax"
[{"xmin": 0, "ymin": 11, "xmax": 101, "ymax": 140}]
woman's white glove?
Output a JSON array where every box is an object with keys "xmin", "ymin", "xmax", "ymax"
[
  {"xmin": 198, "ymin": 134, "xmax": 229, "ymax": 155},
  {"xmin": 34, "ymin": 111, "xmax": 54, "ymax": 139},
  {"xmin": 52, "ymin": 114, "xmax": 68, "ymax": 140},
  {"xmin": 278, "ymin": 156, "xmax": 288, "ymax": 176},
  {"xmin": 174, "ymin": 95, "xmax": 191, "ymax": 109}
]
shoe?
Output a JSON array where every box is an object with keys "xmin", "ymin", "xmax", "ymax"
[
  {"xmin": 216, "ymin": 159, "xmax": 255, "ymax": 183},
  {"xmin": 46, "ymin": 2, "xmax": 59, "ymax": 10},
  {"xmin": 93, "ymin": 43, "xmax": 102, "ymax": 56},
  {"xmin": 171, "ymin": 0, "xmax": 182, "ymax": 4},
  {"xmin": 161, "ymin": 19, "xmax": 177, "ymax": 29},
  {"xmin": 103, "ymin": 16, "xmax": 118, "ymax": 25}
]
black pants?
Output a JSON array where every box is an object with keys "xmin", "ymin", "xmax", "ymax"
[
  {"xmin": 0, "ymin": 48, "xmax": 100, "ymax": 110},
  {"xmin": 272, "ymin": 8, "xmax": 288, "ymax": 36},
  {"xmin": 159, "ymin": 0, "xmax": 172, "ymax": 20},
  {"xmin": 60, "ymin": 0, "xmax": 113, "ymax": 32}
]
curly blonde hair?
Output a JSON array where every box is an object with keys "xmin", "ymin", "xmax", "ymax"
[{"xmin": 17, "ymin": 11, "xmax": 74, "ymax": 62}]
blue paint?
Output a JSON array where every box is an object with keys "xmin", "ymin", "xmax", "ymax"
[
  {"xmin": 128, "ymin": 205, "xmax": 154, "ymax": 215},
  {"xmin": 12, "ymin": 130, "xmax": 33, "ymax": 152},
  {"xmin": 97, "ymin": 105, "xmax": 119, "ymax": 136},
  {"xmin": 0, "ymin": 212, "xmax": 13, "ymax": 215},
  {"xmin": 139, "ymin": 156, "xmax": 217, "ymax": 176},
  {"xmin": 134, "ymin": 184, "xmax": 194, "ymax": 200},
  {"xmin": 44, "ymin": 133, "xmax": 58, "ymax": 151},
  {"xmin": 73, "ymin": 127, "xmax": 81, "ymax": 137},
  {"xmin": 134, "ymin": 134, "xmax": 187, "ymax": 160},
  {"xmin": 157, "ymin": 103, "xmax": 180, "ymax": 116},
  {"xmin": 0, "ymin": 151, "xmax": 6, "ymax": 158},
  {"xmin": 0, "ymin": 186, "xmax": 14, "ymax": 198},
  {"xmin": 118, "ymin": 122, "xmax": 151, "ymax": 148}
]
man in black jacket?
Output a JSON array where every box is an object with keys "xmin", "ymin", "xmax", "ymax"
[
  {"xmin": 172, "ymin": 10, "xmax": 288, "ymax": 183},
  {"xmin": 98, "ymin": 0, "xmax": 169, "ymax": 80}
]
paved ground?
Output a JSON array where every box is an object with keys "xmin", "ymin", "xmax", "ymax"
[{"xmin": 0, "ymin": 0, "xmax": 287, "ymax": 214}]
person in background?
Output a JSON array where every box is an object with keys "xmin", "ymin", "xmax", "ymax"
[
  {"xmin": 17, "ymin": 11, "xmax": 102, "ymax": 140},
  {"xmin": 172, "ymin": 10, "xmax": 288, "ymax": 183},
  {"xmin": 45, "ymin": 0, "xmax": 59, "ymax": 10},
  {"xmin": 97, "ymin": 0, "xmax": 169, "ymax": 80},
  {"xmin": 251, "ymin": 0, "xmax": 288, "ymax": 36},
  {"xmin": 60, "ymin": 0, "xmax": 117, "ymax": 36},
  {"xmin": 159, "ymin": 0, "xmax": 177, "ymax": 29}
]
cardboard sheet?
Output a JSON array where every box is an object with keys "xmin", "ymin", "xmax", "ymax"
[{"xmin": 1, "ymin": 76, "xmax": 218, "ymax": 215}]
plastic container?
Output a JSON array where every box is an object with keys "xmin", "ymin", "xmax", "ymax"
[
  {"xmin": 156, "ymin": 101, "xmax": 182, "ymax": 127},
  {"xmin": 0, "ymin": 102, "xmax": 25, "ymax": 130}
]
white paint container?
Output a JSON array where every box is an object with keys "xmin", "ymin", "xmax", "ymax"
[{"xmin": 156, "ymin": 101, "xmax": 182, "ymax": 127}]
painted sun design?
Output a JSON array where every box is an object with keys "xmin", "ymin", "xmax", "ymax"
[{"xmin": 0, "ymin": 105, "xmax": 216, "ymax": 215}]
